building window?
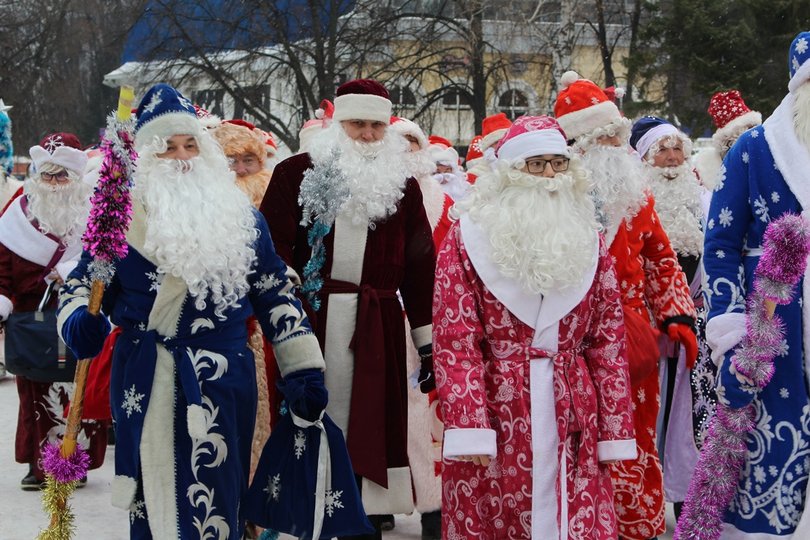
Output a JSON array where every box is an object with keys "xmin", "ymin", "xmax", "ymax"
[
  {"xmin": 442, "ymin": 88, "xmax": 471, "ymax": 110},
  {"xmin": 498, "ymin": 89, "xmax": 528, "ymax": 120},
  {"xmin": 191, "ymin": 89, "xmax": 225, "ymax": 118},
  {"xmin": 232, "ymin": 85, "xmax": 270, "ymax": 125},
  {"xmin": 390, "ymin": 85, "xmax": 417, "ymax": 113}
]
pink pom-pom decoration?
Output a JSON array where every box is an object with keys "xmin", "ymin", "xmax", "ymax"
[{"xmin": 41, "ymin": 442, "xmax": 90, "ymax": 483}]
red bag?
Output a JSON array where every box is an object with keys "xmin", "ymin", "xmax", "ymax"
[
  {"xmin": 81, "ymin": 326, "xmax": 121, "ymax": 420},
  {"xmin": 623, "ymin": 306, "xmax": 661, "ymax": 385}
]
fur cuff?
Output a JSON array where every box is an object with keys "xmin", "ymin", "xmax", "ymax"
[
  {"xmin": 187, "ymin": 404, "xmax": 208, "ymax": 440},
  {"xmin": 442, "ymin": 428, "xmax": 497, "ymax": 458},
  {"xmin": 0, "ymin": 295, "xmax": 12, "ymax": 320},
  {"xmin": 57, "ymin": 297, "xmax": 89, "ymax": 342},
  {"xmin": 111, "ymin": 475, "xmax": 138, "ymax": 510},
  {"xmin": 706, "ymin": 312, "xmax": 747, "ymax": 366},
  {"xmin": 272, "ymin": 333, "xmax": 326, "ymax": 377},
  {"xmin": 55, "ymin": 260, "xmax": 79, "ymax": 281},
  {"xmin": 411, "ymin": 324, "xmax": 432, "ymax": 349},
  {"xmin": 597, "ymin": 439, "xmax": 637, "ymax": 462}
]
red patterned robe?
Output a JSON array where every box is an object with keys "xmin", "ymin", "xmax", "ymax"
[
  {"xmin": 434, "ymin": 216, "xmax": 636, "ymax": 539},
  {"xmin": 607, "ymin": 195, "xmax": 696, "ymax": 539}
]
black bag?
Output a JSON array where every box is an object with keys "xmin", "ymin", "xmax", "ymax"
[{"xmin": 4, "ymin": 283, "xmax": 77, "ymax": 383}]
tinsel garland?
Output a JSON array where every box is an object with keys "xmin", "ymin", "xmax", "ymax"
[
  {"xmin": 82, "ymin": 112, "xmax": 136, "ymax": 284},
  {"xmin": 675, "ymin": 213, "xmax": 810, "ymax": 540},
  {"xmin": 297, "ymin": 148, "xmax": 350, "ymax": 310},
  {"xmin": 0, "ymin": 109, "xmax": 13, "ymax": 176},
  {"xmin": 37, "ymin": 477, "xmax": 81, "ymax": 540}
]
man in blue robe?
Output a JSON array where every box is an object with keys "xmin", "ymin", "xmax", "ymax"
[
  {"xmin": 58, "ymin": 83, "xmax": 327, "ymax": 539},
  {"xmin": 703, "ymin": 31, "xmax": 810, "ymax": 537}
]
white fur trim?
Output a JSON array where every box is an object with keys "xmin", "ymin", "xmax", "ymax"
[
  {"xmin": 556, "ymin": 100, "xmax": 621, "ymax": 141},
  {"xmin": 597, "ymin": 439, "xmax": 638, "ymax": 462},
  {"xmin": 789, "ymin": 60, "xmax": 810, "ymax": 94},
  {"xmin": 480, "ymin": 128, "xmax": 508, "ymax": 151},
  {"xmin": 29, "ymin": 145, "xmax": 88, "ymax": 176},
  {"xmin": 694, "ymin": 147, "xmax": 723, "ymax": 191},
  {"xmin": 705, "ymin": 312, "xmax": 747, "ymax": 366},
  {"xmin": 298, "ymin": 124, "xmax": 324, "ymax": 153},
  {"xmin": 430, "ymin": 145, "xmax": 458, "ymax": 164},
  {"xmin": 389, "ymin": 118, "xmax": 428, "ymax": 150},
  {"xmin": 635, "ymin": 123, "xmax": 679, "ymax": 161},
  {"xmin": 442, "ymin": 428, "xmax": 497, "ymax": 458},
  {"xmin": 411, "ymin": 324, "xmax": 432, "ymax": 349},
  {"xmin": 360, "ymin": 466, "xmax": 415, "ymax": 515},
  {"xmin": 0, "ymin": 294, "xmax": 12, "ymax": 320},
  {"xmin": 416, "ymin": 175, "xmax": 445, "ymax": 230},
  {"xmin": 332, "ymin": 94, "xmax": 392, "ymax": 123},
  {"xmin": 465, "ymin": 157, "xmax": 483, "ymax": 170},
  {"xmin": 763, "ymin": 93, "xmax": 810, "ymax": 211},
  {"xmin": 135, "ymin": 112, "xmax": 203, "ymax": 152},
  {"xmin": 55, "ymin": 260, "xmax": 78, "ymax": 281},
  {"xmin": 186, "ymin": 404, "xmax": 208, "ymax": 440},
  {"xmin": 712, "ymin": 111, "xmax": 762, "ymax": 146},
  {"xmin": 271, "ymin": 333, "xmax": 326, "ymax": 377},
  {"xmin": 497, "ymin": 129, "xmax": 570, "ymax": 162},
  {"xmin": 0, "ymin": 197, "xmax": 59, "ymax": 266},
  {"xmin": 111, "ymin": 475, "xmax": 138, "ymax": 509},
  {"xmin": 530, "ymin": 358, "xmax": 559, "ymax": 539}
]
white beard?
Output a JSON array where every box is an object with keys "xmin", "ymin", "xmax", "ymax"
[
  {"xmin": 25, "ymin": 178, "xmax": 91, "ymax": 243},
  {"xmin": 455, "ymin": 161, "xmax": 599, "ymax": 295},
  {"xmin": 308, "ymin": 123, "xmax": 410, "ymax": 227},
  {"xmin": 579, "ymin": 144, "xmax": 648, "ymax": 238},
  {"xmin": 133, "ymin": 135, "xmax": 257, "ymax": 319},
  {"xmin": 644, "ymin": 162, "xmax": 704, "ymax": 257},
  {"xmin": 794, "ymin": 83, "xmax": 810, "ymax": 151}
]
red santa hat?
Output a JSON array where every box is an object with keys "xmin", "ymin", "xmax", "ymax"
[
  {"xmin": 262, "ymin": 130, "xmax": 277, "ymax": 157},
  {"xmin": 708, "ymin": 90, "xmax": 762, "ymax": 146},
  {"xmin": 212, "ymin": 119, "xmax": 268, "ymax": 164},
  {"xmin": 553, "ymin": 71, "xmax": 622, "ymax": 141},
  {"xmin": 194, "ymin": 104, "xmax": 221, "ymax": 129},
  {"xmin": 298, "ymin": 99, "xmax": 334, "ymax": 151},
  {"xmin": 465, "ymin": 134, "xmax": 484, "ymax": 169},
  {"xmin": 479, "ymin": 112, "xmax": 512, "ymax": 151},
  {"xmin": 428, "ymin": 135, "xmax": 459, "ymax": 165},
  {"xmin": 29, "ymin": 132, "xmax": 88, "ymax": 176},
  {"xmin": 388, "ymin": 116, "xmax": 429, "ymax": 150},
  {"xmin": 333, "ymin": 79, "xmax": 392, "ymax": 124},
  {"xmin": 495, "ymin": 115, "xmax": 570, "ymax": 163}
]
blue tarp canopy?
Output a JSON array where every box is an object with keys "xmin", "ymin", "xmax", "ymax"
[{"xmin": 122, "ymin": 0, "xmax": 355, "ymax": 62}]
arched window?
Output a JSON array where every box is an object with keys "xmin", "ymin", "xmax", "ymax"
[
  {"xmin": 498, "ymin": 89, "xmax": 528, "ymax": 120},
  {"xmin": 390, "ymin": 85, "xmax": 417, "ymax": 112},
  {"xmin": 441, "ymin": 87, "xmax": 471, "ymax": 110}
]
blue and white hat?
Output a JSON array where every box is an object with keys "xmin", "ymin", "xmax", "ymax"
[
  {"xmin": 789, "ymin": 31, "xmax": 810, "ymax": 94},
  {"xmin": 134, "ymin": 83, "xmax": 202, "ymax": 151},
  {"xmin": 630, "ymin": 116, "xmax": 679, "ymax": 160}
]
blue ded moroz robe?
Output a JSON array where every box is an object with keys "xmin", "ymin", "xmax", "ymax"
[
  {"xmin": 703, "ymin": 92, "xmax": 810, "ymax": 538},
  {"xmin": 57, "ymin": 203, "xmax": 325, "ymax": 539}
]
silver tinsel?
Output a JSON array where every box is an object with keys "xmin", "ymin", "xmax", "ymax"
[
  {"xmin": 298, "ymin": 148, "xmax": 350, "ymax": 227},
  {"xmin": 87, "ymin": 259, "xmax": 116, "ymax": 286}
]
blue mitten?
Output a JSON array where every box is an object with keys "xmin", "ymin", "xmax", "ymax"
[
  {"xmin": 62, "ymin": 305, "xmax": 111, "ymax": 359},
  {"xmin": 278, "ymin": 368, "xmax": 328, "ymax": 422}
]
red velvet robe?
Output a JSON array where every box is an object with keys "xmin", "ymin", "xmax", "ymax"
[
  {"xmin": 260, "ymin": 153, "xmax": 436, "ymax": 513},
  {"xmin": 607, "ymin": 195, "xmax": 696, "ymax": 540}
]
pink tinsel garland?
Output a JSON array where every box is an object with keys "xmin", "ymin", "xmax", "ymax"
[{"xmin": 675, "ymin": 214, "xmax": 810, "ymax": 540}]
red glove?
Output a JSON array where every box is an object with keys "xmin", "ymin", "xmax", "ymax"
[{"xmin": 667, "ymin": 323, "xmax": 698, "ymax": 369}]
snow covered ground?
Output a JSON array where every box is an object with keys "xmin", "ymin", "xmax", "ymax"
[{"xmin": 0, "ymin": 337, "xmax": 673, "ymax": 539}]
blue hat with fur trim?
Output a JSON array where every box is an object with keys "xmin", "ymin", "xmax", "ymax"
[
  {"xmin": 134, "ymin": 83, "xmax": 201, "ymax": 151},
  {"xmin": 630, "ymin": 115, "xmax": 678, "ymax": 160},
  {"xmin": 0, "ymin": 99, "xmax": 12, "ymax": 176},
  {"xmin": 789, "ymin": 31, "xmax": 810, "ymax": 94}
]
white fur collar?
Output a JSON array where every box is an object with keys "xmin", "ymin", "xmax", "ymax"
[
  {"xmin": 459, "ymin": 214, "xmax": 599, "ymax": 352},
  {"xmin": 763, "ymin": 93, "xmax": 810, "ymax": 210},
  {"xmin": 416, "ymin": 175, "xmax": 447, "ymax": 231},
  {"xmin": 0, "ymin": 196, "xmax": 82, "ymax": 267}
]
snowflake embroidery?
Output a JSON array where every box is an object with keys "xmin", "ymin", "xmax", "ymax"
[
  {"xmin": 715, "ymin": 165, "xmax": 727, "ymax": 191},
  {"xmin": 753, "ymin": 195, "xmax": 770, "ymax": 223},
  {"xmin": 718, "ymin": 207, "xmax": 734, "ymax": 227},
  {"xmin": 145, "ymin": 271, "xmax": 162, "ymax": 292},
  {"xmin": 43, "ymin": 134, "xmax": 64, "ymax": 152},
  {"xmin": 121, "ymin": 385, "xmax": 145, "ymax": 417},
  {"xmin": 325, "ymin": 489, "xmax": 344, "ymax": 517},
  {"xmin": 754, "ymin": 465, "xmax": 766, "ymax": 484},
  {"xmin": 750, "ymin": 129, "xmax": 759, "ymax": 138},
  {"xmin": 142, "ymin": 90, "xmax": 163, "ymax": 114},
  {"xmin": 294, "ymin": 429, "xmax": 306, "ymax": 459},
  {"xmin": 797, "ymin": 37, "xmax": 808, "ymax": 55},
  {"xmin": 793, "ymin": 56, "xmax": 801, "ymax": 72},
  {"xmin": 637, "ymin": 388, "xmax": 646, "ymax": 403},
  {"xmin": 772, "ymin": 191, "xmax": 780, "ymax": 203},
  {"xmin": 255, "ymin": 273, "xmax": 282, "ymax": 292},
  {"xmin": 178, "ymin": 95, "xmax": 194, "ymax": 110},
  {"xmin": 264, "ymin": 473, "xmax": 281, "ymax": 502},
  {"xmin": 130, "ymin": 499, "xmax": 146, "ymax": 523},
  {"xmin": 741, "ymin": 151, "xmax": 750, "ymax": 163},
  {"xmin": 716, "ymin": 249, "xmax": 725, "ymax": 259},
  {"xmin": 707, "ymin": 218, "xmax": 715, "ymax": 230},
  {"xmin": 564, "ymin": 96, "xmax": 572, "ymax": 105},
  {"xmin": 780, "ymin": 387, "xmax": 790, "ymax": 398}
]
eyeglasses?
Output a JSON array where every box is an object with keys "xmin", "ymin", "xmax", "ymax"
[
  {"xmin": 41, "ymin": 170, "xmax": 70, "ymax": 182},
  {"xmin": 525, "ymin": 157, "xmax": 570, "ymax": 173}
]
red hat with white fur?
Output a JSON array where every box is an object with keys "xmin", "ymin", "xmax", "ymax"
[
  {"xmin": 298, "ymin": 99, "xmax": 334, "ymax": 151},
  {"xmin": 479, "ymin": 113, "xmax": 512, "ymax": 151},
  {"xmin": 389, "ymin": 116, "xmax": 429, "ymax": 150},
  {"xmin": 29, "ymin": 132, "xmax": 88, "ymax": 176},
  {"xmin": 465, "ymin": 134, "xmax": 484, "ymax": 169},
  {"xmin": 553, "ymin": 71, "xmax": 622, "ymax": 141},
  {"xmin": 707, "ymin": 90, "xmax": 761, "ymax": 146},
  {"xmin": 428, "ymin": 135, "xmax": 459, "ymax": 165},
  {"xmin": 333, "ymin": 79, "xmax": 392, "ymax": 124},
  {"xmin": 495, "ymin": 115, "xmax": 570, "ymax": 163}
]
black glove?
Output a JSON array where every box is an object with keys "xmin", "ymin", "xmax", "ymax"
[
  {"xmin": 417, "ymin": 344, "xmax": 435, "ymax": 394},
  {"xmin": 62, "ymin": 305, "xmax": 111, "ymax": 359},
  {"xmin": 278, "ymin": 368, "xmax": 328, "ymax": 422}
]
